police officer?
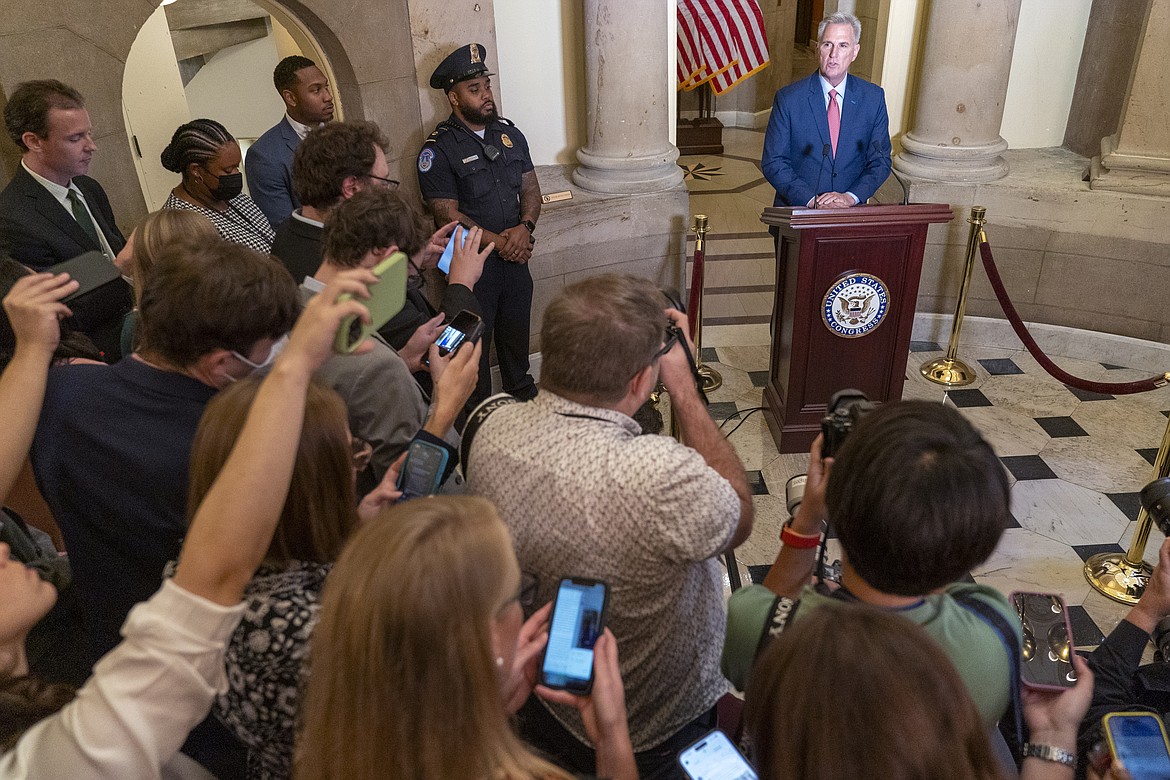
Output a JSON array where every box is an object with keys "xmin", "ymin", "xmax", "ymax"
[{"xmin": 418, "ymin": 43, "xmax": 542, "ymax": 404}]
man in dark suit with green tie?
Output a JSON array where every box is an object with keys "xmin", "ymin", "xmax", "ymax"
[{"xmin": 0, "ymin": 80, "xmax": 131, "ymax": 357}]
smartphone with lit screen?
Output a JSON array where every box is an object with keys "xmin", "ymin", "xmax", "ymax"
[
  {"xmin": 436, "ymin": 223, "xmax": 471, "ymax": 275},
  {"xmin": 434, "ymin": 309, "xmax": 484, "ymax": 357},
  {"xmin": 1104, "ymin": 711, "xmax": 1170, "ymax": 780},
  {"xmin": 539, "ymin": 577, "xmax": 608, "ymax": 694},
  {"xmin": 1011, "ymin": 591, "xmax": 1077, "ymax": 691},
  {"xmin": 679, "ymin": 730, "xmax": 758, "ymax": 780}
]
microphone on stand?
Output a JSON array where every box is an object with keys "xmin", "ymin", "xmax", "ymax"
[{"xmin": 812, "ymin": 144, "xmax": 830, "ymax": 209}]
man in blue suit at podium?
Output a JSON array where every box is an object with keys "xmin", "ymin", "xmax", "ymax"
[{"xmin": 763, "ymin": 12, "xmax": 891, "ymax": 210}]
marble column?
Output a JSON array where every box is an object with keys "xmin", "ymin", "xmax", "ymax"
[
  {"xmin": 572, "ymin": 0, "xmax": 684, "ymax": 194},
  {"xmin": 1090, "ymin": 0, "xmax": 1170, "ymax": 196},
  {"xmin": 893, "ymin": 0, "xmax": 1022, "ymax": 182}
]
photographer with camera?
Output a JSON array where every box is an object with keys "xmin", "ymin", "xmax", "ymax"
[
  {"xmin": 463, "ymin": 273, "xmax": 753, "ymax": 780},
  {"xmin": 722, "ymin": 400, "xmax": 1021, "ymax": 731}
]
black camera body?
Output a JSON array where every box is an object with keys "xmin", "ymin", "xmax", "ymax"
[{"xmin": 820, "ymin": 389, "xmax": 876, "ymax": 459}]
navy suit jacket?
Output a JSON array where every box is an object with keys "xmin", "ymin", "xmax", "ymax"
[
  {"xmin": 0, "ymin": 166, "xmax": 126, "ymax": 271},
  {"xmin": 246, "ymin": 116, "xmax": 300, "ymax": 229},
  {"xmin": 762, "ymin": 71, "xmax": 891, "ymax": 207}
]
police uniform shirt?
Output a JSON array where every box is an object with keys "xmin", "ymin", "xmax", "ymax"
[{"xmin": 416, "ymin": 115, "xmax": 533, "ymax": 235}]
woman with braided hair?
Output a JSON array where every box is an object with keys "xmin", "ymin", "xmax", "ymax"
[{"xmin": 161, "ymin": 118, "xmax": 275, "ymax": 253}]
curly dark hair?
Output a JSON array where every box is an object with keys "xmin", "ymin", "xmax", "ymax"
[
  {"xmin": 292, "ymin": 121, "xmax": 389, "ymax": 209},
  {"xmin": 322, "ymin": 188, "xmax": 430, "ymax": 268}
]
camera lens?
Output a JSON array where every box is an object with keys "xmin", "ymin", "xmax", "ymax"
[{"xmin": 1141, "ymin": 478, "xmax": 1170, "ymax": 537}]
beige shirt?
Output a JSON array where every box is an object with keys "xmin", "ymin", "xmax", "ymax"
[{"xmin": 464, "ymin": 390, "xmax": 740, "ymax": 751}]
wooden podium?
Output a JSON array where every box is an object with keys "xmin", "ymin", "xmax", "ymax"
[{"xmin": 760, "ymin": 204, "xmax": 955, "ymax": 453}]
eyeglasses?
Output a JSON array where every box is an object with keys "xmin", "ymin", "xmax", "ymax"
[
  {"xmin": 498, "ymin": 572, "xmax": 539, "ymax": 615},
  {"xmin": 654, "ymin": 326, "xmax": 681, "ymax": 361},
  {"xmin": 231, "ymin": 334, "xmax": 289, "ymax": 370},
  {"xmin": 363, "ymin": 174, "xmax": 400, "ymax": 190},
  {"xmin": 351, "ymin": 437, "xmax": 373, "ymax": 472}
]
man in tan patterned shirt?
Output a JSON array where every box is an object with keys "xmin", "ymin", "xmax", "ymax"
[{"xmin": 464, "ymin": 273, "xmax": 753, "ymax": 780}]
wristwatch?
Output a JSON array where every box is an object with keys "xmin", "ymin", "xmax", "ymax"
[
  {"xmin": 521, "ymin": 219, "xmax": 536, "ymax": 235},
  {"xmin": 1021, "ymin": 743, "xmax": 1076, "ymax": 767}
]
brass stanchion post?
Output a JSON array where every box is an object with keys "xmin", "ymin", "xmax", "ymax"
[
  {"xmin": 691, "ymin": 214, "xmax": 722, "ymax": 392},
  {"xmin": 921, "ymin": 206, "xmax": 984, "ymax": 386},
  {"xmin": 1085, "ymin": 415, "xmax": 1170, "ymax": 603}
]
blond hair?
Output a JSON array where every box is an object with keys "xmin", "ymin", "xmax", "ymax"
[
  {"xmin": 296, "ymin": 496, "xmax": 571, "ymax": 780},
  {"xmin": 129, "ymin": 209, "xmax": 219, "ymax": 304}
]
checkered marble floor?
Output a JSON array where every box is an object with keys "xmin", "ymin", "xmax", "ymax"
[{"xmin": 682, "ymin": 127, "xmax": 1170, "ymax": 651}]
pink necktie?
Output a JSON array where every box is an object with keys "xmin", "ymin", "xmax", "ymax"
[{"xmin": 828, "ymin": 89, "xmax": 840, "ymax": 156}]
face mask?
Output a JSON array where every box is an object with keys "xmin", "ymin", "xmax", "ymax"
[
  {"xmin": 209, "ymin": 171, "xmax": 243, "ymax": 202},
  {"xmin": 231, "ymin": 334, "xmax": 288, "ymax": 371}
]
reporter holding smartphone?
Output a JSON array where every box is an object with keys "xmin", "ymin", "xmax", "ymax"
[
  {"xmin": 0, "ymin": 269, "xmax": 375, "ymax": 776},
  {"xmin": 297, "ymin": 496, "xmax": 638, "ymax": 780},
  {"xmin": 306, "ymin": 188, "xmax": 481, "ymax": 490},
  {"xmin": 465, "ymin": 274, "xmax": 753, "ymax": 779}
]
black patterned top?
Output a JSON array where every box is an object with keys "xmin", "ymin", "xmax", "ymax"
[
  {"xmin": 214, "ymin": 560, "xmax": 330, "ymax": 780},
  {"xmin": 163, "ymin": 191, "xmax": 275, "ymax": 254}
]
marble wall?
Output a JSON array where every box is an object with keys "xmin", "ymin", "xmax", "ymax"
[{"xmin": 888, "ymin": 149, "xmax": 1170, "ymax": 343}]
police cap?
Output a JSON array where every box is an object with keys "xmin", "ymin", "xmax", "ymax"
[{"xmin": 429, "ymin": 43, "xmax": 495, "ymax": 90}]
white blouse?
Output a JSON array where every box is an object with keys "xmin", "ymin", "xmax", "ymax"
[{"xmin": 0, "ymin": 579, "xmax": 245, "ymax": 780}]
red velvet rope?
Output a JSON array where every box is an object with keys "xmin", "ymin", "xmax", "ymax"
[
  {"xmin": 687, "ymin": 241, "xmax": 704, "ymax": 342},
  {"xmin": 978, "ymin": 240, "xmax": 1167, "ymax": 395}
]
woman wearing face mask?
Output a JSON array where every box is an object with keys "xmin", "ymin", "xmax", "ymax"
[{"xmin": 161, "ymin": 118, "xmax": 275, "ymax": 253}]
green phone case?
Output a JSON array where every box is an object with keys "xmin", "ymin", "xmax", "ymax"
[{"xmin": 334, "ymin": 251, "xmax": 408, "ymax": 353}]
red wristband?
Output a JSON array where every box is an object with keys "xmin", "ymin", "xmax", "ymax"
[{"xmin": 780, "ymin": 519, "xmax": 822, "ymax": 549}]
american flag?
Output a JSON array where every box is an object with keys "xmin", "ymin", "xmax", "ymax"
[{"xmin": 677, "ymin": 0, "xmax": 770, "ymax": 95}]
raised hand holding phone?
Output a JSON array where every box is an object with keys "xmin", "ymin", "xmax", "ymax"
[
  {"xmin": 445, "ymin": 223, "xmax": 493, "ymax": 289},
  {"xmin": 334, "ymin": 251, "xmax": 407, "ymax": 353}
]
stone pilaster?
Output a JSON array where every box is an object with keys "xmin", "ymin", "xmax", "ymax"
[
  {"xmin": 572, "ymin": 0, "xmax": 684, "ymax": 194},
  {"xmin": 1090, "ymin": 0, "xmax": 1170, "ymax": 196},
  {"xmin": 893, "ymin": 0, "xmax": 1022, "ymax": 182}
]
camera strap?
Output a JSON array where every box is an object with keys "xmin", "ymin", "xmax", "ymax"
[
  {"xmin": 459, "ymin": 392, "xmax": 520, "ymax": 478},
  {"xmin": 953, "ymin": 592, "xmax": 1025, "ymax": 759}
]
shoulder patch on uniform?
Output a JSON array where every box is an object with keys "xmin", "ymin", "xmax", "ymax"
[
  {"xmin": 496, "ymin": 116, "xmax": 515, "ymax": 127},
  {"xmin": 418, "ymin": 147, "xmax": 435, "ymax": 173},
  {"xmin": 424, "ymin": 126, "xmax": 450, "ymax": 145}
]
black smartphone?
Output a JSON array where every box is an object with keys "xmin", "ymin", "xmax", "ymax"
[
  {"xmin": 395, "ymin": 438, "xmax": 450, "ymax": 500},
  {"xmin": 1104, "ymin": 712, "xmax": 1170, "ymax": 779},
  {"xmin": 539, "ymin": 577, "xmax": 609, "ymax": 694},
  {"xmin": 435, "ymin": 309, "xmax": 485, "ymax": 357},
  {"xmin": 1011, "ymin": 591, "xmax": 1077, "ymax": 690},
  {"xmin": 679, "ymin": 730, "xmax": 758, "ymax": 780}
]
